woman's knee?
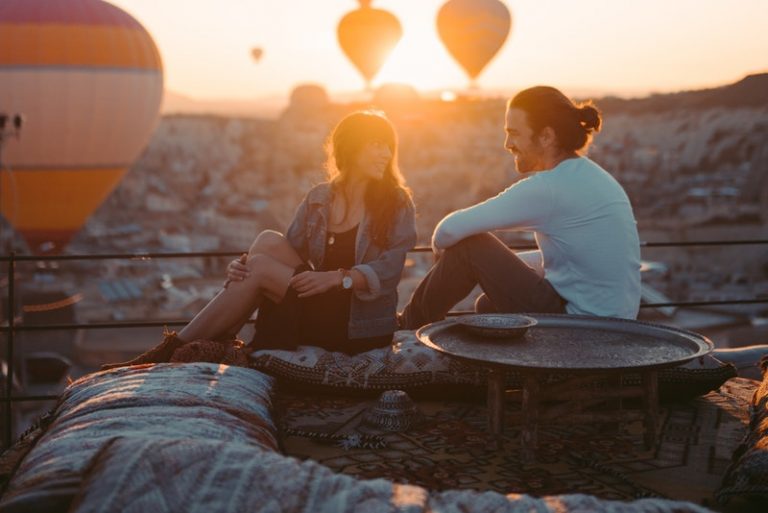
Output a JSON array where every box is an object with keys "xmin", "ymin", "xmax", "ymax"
[
  {"xmin": 244, "ymin": 253, "xmax": 294, "ymax": 300},
  {"xmin": 248, "ymin": 230, "xmax": 287, "ymax": 256},
  {"xmin": 245, "ymin": 253, "xmax": 274, "ymax": 276}
]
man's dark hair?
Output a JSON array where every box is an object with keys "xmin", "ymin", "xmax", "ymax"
[{"xmin": 508, "ymin": 86, "xmax": 601, "ymax": 153}]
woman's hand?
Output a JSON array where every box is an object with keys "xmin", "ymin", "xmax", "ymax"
[
  {"xmin": 290, "ymin": 270, "xmax": 342, "ymax": 298},
  {"xmin": 225, "ymin": 253, "xmax": 249, "ymax": 284}
]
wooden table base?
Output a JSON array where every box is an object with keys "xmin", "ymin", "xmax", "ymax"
[{"xmin": 486, "ymin": 370, "xmax": 660, "ymax": 462}]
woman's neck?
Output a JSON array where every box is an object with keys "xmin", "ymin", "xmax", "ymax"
[
  {"xmin": 340, "ymin": 176, "xmax": 367, "ymax": 199},
  {"xmin": 331, "ymin": 178, "xmax": 367, "ymax": 229}
]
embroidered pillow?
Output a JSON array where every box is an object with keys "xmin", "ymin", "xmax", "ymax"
[
  {"xmin": 249, "ymin": 330, "xmax": 735, "ymax": 401},
  {"xmin": 0, "ymin": 363, "xmax": 277, "ymax": 512},
  {"xmin": 249, "ymin": 330, "xmax": 485, "ymax": 391},
  {"xmin": 68, "ymin": 437, "xmax": 715, "ymax": 513}
]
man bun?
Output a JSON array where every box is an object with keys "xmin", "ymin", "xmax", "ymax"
[
  {"xmin": 579, "ymin": 104, "xmax": 602, "ymax": 133},
  {"xmin": 509, "ymin": 86, "xmax": 603, "ymax": 154}
]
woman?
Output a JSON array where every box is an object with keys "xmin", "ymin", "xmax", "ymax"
[{"xmin": 104, "ymin": 110, "xmax": 416, "ymax": 369}]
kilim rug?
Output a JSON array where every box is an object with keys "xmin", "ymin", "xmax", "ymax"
[{"xmin": 276, "ymin": 377, "xmax": 755, "ymax": 511}]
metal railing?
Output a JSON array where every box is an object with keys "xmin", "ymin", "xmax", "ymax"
[{"xmin": 2, "ymin": 238, "xmax": 768, "ymax": 448}]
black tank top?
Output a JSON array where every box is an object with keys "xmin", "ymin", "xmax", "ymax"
[
  {"xmin": 300, "ymin": 225, "xmax": 392, "ymax": 353},
  {"xmin": 299, "ymin": 225, "xmax": 357, "ymax": 347}
]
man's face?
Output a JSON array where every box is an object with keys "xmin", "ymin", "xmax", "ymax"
[{"xmin": 504, "ymin": 107, "xmax": 546, "ymax": 174}]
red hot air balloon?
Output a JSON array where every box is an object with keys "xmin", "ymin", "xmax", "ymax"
[
  {"xmin": 337, "ymin": 0, "xmax": 403, "ymax": 89},
  {"xmin": 0, "ymin": 0, "xmax": 163, "ymax": 255},
  {"xmin": 437, "ymin": 0, "xmax": 512, "ymax": 85}
]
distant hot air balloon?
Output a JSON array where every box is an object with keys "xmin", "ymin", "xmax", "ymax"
[
  {"xmin": 437, "ymin": 0, "xmax": 512, "ymax": 86},
  {"xmin": 251, "ymin": 47, "xmax": 264, "ymax": 63},
  {"xmin": 337, "ymin": 0, "xmax": 403, "ymax": 89},
  {"xmin": 0, "ymin": 0, "xmax": 163, "ymax": 255}
]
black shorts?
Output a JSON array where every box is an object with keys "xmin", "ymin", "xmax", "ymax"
[{"xmin": 250, "ymin": 263, "xmax": 391, "ymax": 355}]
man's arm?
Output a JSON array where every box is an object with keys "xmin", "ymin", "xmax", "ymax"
[{"xmin": 432, "ymin": 176, "xmax": 552, "ymax": 251}]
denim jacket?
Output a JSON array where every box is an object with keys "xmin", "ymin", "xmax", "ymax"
[{"xmin": 286, "ymin": 183, "xmax": 417, "ymax": 338}]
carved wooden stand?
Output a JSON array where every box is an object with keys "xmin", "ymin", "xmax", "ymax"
[{"xmin": 486, "ymin": 368, "xmax": 660, "ymax": 463}]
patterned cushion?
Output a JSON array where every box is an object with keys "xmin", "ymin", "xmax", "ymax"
[
  {"xmin": 0, "ymin": 363, "xmax": 277, "ymax": 512},
  {"xmin": 67, "ymin": 437, "xmax": 715, "ymax": 513},
  {"xmin": 250, "ymin": 330, "xmax": 736, "ymax": 401},
  {"xmin": 249, "ymin": 330, "xmax": 485, "ymax": 390},
  {"xmin": 716, "ymin": 363, "xmax": 768, "ymax": 509}
]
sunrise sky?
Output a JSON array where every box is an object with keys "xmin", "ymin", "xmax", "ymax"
[{"xmin": 109, "ymin": 0, "xmax": 767, "ymax": 101}]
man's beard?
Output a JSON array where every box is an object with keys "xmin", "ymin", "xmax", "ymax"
[{"xmin": 514, "ymin": 153, "xmax": 537, "ymax": 174}]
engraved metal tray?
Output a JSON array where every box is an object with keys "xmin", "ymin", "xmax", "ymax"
[{"xmin": 416, "ymin": 314, "xmax": 713, "ymax": 372}]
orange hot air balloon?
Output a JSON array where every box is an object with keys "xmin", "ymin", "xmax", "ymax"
[
  {"xmin": 437, "ymin": 0, "xmax": 512, "ymax": 84},
  {"xmin": 0, "ymin": 0, "xmax": 163, "ymax": 255},
  {"xmin": 337, "ymin": 0, "xmax": 403, "ymax": 89},
  {"xmin": 251, "ymin": 47, "xmax": 264, "ymax": 62}
]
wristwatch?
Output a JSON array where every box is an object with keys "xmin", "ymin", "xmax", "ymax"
[{"xmin": 339, "ymin": 268, "xmax": 353, "ymax": 290}]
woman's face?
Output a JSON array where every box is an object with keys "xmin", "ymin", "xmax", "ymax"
[{"xmin": 350, "ymin": 140, "xmax": 392, "ymax": 181}]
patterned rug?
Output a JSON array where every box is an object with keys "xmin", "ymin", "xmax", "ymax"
[{"xmin": 276, "ymin": 377, "xmax": 755, "ymax": 511}]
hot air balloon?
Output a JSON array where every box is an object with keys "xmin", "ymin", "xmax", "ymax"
[
  {"xmin": 0, "ymin": 0, "xmax": 163, "ymax": 255},
  {"xmin": 337, "ymin": 0, "xmax": 403, "ymax": 90},
  {"xmin": 251, "ymin": 47, "xmax": 264, "ymax": 63},
  {"xmin": 437, "ymin": 0, "xmax": 512, "ymax": 86}
]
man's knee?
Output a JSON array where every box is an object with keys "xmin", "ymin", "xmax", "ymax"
[
  {"xmin": 474, "ymin": 293, "xmax": 497, "ymax": 313},
  {"xmin": 444, "ymin": 233, "xmax": 497, "ymax": 260}
]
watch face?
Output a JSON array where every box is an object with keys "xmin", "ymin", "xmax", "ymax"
[{"xmin": 342, "ymin": 275, "xmax": 353, "ymax": 289}]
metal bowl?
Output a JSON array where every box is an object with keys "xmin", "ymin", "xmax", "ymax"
[
  {"xmin": 456, "ymin": 313, "xmax": 538, "ymax": 339},
  {"xmin": 362, "ymin": 390, "xmax": 420, "ymax": 432}
]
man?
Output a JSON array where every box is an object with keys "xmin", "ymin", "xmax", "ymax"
[{"xmin": 400, "ymin": 86, "xmax": 641, "ymax": 329}]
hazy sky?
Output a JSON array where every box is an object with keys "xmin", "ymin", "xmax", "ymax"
[{"xmin": 109, "ymin": 0, "xmax": 768, "ymax": 100}]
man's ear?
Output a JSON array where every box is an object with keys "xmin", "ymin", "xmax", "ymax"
[{"xmin": 538, "ymin": 126, "xmax": 557, "ymax": 149}]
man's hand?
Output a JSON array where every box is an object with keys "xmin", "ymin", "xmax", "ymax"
[
  {"xmin": 290, "ymin": 270, "xmax": 342, "ymax": 298},
  {"xmin": 431, "ymin": 236, "xmax": 444, "ymax": 261}
]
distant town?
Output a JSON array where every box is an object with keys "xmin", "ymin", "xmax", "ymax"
[{"xmin": 4, "ymin": 74, "xmax": 768, "ymax": 383}]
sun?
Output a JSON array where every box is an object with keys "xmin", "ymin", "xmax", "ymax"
[{"xmin": 372, "ymin": 27, "xmax": 462, "ymax": 92}]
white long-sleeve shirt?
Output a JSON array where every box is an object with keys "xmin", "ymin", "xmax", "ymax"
[{"xmin": 433, "ymin": 157, "xmax": 641, "ymax": 319}]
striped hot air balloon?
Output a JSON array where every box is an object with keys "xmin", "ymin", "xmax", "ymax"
[{"xmin": 0, "ymin": 0, "xmax": 163, "ymax": 254}]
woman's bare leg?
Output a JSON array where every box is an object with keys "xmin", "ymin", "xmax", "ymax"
[
  {"xmin": 102, "ymin": 232, "xmax": 304, "ymax": 369},
  {"xmin": 179, "ymin": 231, "xmax": 303, "ymax": 342},
  {"xmin": 247, "ymin": 230, "xmax": 303, "ymax": 265},
  {"xmin": 223, "ymin": 230, "xmax": 304, "ymax": 337}
]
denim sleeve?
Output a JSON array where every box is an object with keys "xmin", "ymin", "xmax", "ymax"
[
  {"xmin": 285, "ymin": 196, "xmax": 310, "ymax": 262},
  {"xmin": 353, "ymin": 196, "xmax": 417, "ymax": 301}
]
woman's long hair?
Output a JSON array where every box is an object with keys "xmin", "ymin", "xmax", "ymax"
[{"xmin": 325, "ymin": 110, "xmax": 411, "ymax": 246}]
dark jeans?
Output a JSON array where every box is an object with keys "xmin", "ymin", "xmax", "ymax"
[{"xmin": 400, "ymin": 233, "xmax": 566, "ymax": 330}]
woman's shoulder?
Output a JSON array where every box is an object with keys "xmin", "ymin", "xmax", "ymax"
[
  {"xmin": 304, "ymin": 182, "xmax": 333, "ymax": 204},
  {"xmin": 393, "ymin": 186, "xmax": 415, "ymax": 209}
]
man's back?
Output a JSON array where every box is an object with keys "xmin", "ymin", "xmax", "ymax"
[{"xmin": 530, "ymin": 157, "xmax": 641, "ymax": 318}]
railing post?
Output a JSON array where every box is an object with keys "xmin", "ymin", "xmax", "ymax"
[{"xmin": 4, "ymin": 251, "xmax": 15, "ymax": 448}]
